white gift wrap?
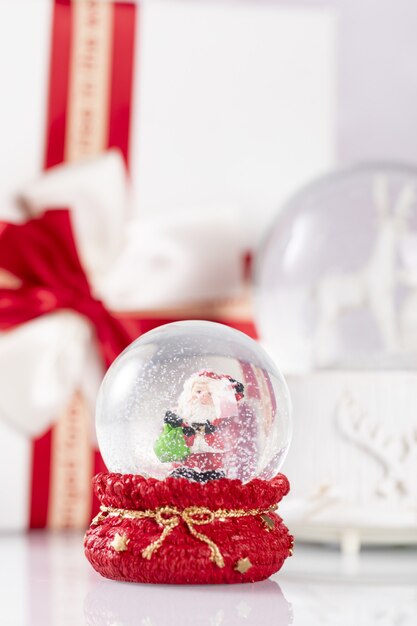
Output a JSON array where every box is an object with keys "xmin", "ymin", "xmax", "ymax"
[{"xmin": 131, "ymin": 0, "xmax": 336, "ymax": 244}]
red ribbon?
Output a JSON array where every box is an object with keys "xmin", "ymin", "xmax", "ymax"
[{"xmin": 0, "ymin": 209, "xmax": 133, "ymax": 367}]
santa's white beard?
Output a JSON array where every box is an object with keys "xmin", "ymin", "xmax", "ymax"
[{"xmin": 181, "ymin": 401, "xmax": 216, "ymax": 424}]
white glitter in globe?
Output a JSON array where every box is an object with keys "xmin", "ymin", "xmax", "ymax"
[{"xmin": 96, "ymin": 321, "xmax": 292, "ymax": 483}]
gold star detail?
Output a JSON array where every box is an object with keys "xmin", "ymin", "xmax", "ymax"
[
  {"xmin": 260, "ymin": 513, "xmax": 275, "ymax": 531},
  {"xmin": 110, "ymin": 532, "xmax": 130, "ymax": 552},
  {"xmin": 234, "ymin": 557, "xmax": 252, "ymax": 574}
]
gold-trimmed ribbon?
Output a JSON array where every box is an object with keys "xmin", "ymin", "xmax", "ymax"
[{"xmin": 91, "ymin": 503, "xmax": 278, "ymax": 568}]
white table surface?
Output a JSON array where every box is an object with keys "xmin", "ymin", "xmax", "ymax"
[{"xmin": 0, "ymin": 532, "xmax": 416, "ymax": 626}]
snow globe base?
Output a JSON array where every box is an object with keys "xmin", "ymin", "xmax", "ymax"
[{"xmin": 84, "ymin": 472, "xmax": 293, "ymax": 585}]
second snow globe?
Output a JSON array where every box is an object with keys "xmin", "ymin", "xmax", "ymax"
[{"xmin": 255, "ymin": 164, "xmax": 417, "ymax": 552}]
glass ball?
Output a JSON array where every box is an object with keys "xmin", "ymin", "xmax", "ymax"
[
  {"xmin": 255, "ymin": 164, "xmax": 417, "ymax": 373},
  {"xmin": 96, "ymin": 321, "xmax": 291, "ymax": 483}
]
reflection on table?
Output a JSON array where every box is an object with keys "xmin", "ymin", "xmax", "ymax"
[{"xmin": 1, "ymin": 532, "xmax": 417, "ymax": 626}]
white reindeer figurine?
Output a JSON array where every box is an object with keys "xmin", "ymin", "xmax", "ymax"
[{"xmin": 314, "ymin": 176, "xmax": 416, "ymax": 366}]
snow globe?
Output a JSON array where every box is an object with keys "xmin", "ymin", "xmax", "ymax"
[
  {"xmin": 255, "ymin": 164, "xmax": 417, "ymax": 553},
  {"xmin": 84, "ymin": 320, "xmax": 293, "ymax": 584}
]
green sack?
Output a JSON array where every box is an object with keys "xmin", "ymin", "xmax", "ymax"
[{"xmin": 154, "ymin": 424, "xmax": 190, "ymax": 463}]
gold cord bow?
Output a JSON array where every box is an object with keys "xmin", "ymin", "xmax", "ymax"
[{"xmin": 92, "ymin": 503, "xmax": 277, "ymax": 568}]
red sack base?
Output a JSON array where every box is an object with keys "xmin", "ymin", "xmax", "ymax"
[{"xmin": 84, "ymin": 472, "xmax": 293, "ymax": 585}]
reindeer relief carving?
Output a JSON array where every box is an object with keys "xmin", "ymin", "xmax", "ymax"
[
  {"xmin": 314, "ymin": 176, "xmax": 417, "ymax": 366},
  {"xmin": 337, "ymin": 390, "xmax": 417, "ymax": 503}
]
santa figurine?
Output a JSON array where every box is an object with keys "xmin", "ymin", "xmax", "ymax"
[{"xmin": 154, "ymin": 370, "xmax": 254, "ymax": 483}]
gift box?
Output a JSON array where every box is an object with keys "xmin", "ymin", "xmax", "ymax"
[{"xmin": 0, "ymin": 0, "xmax": 336, "ymax": 530}]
